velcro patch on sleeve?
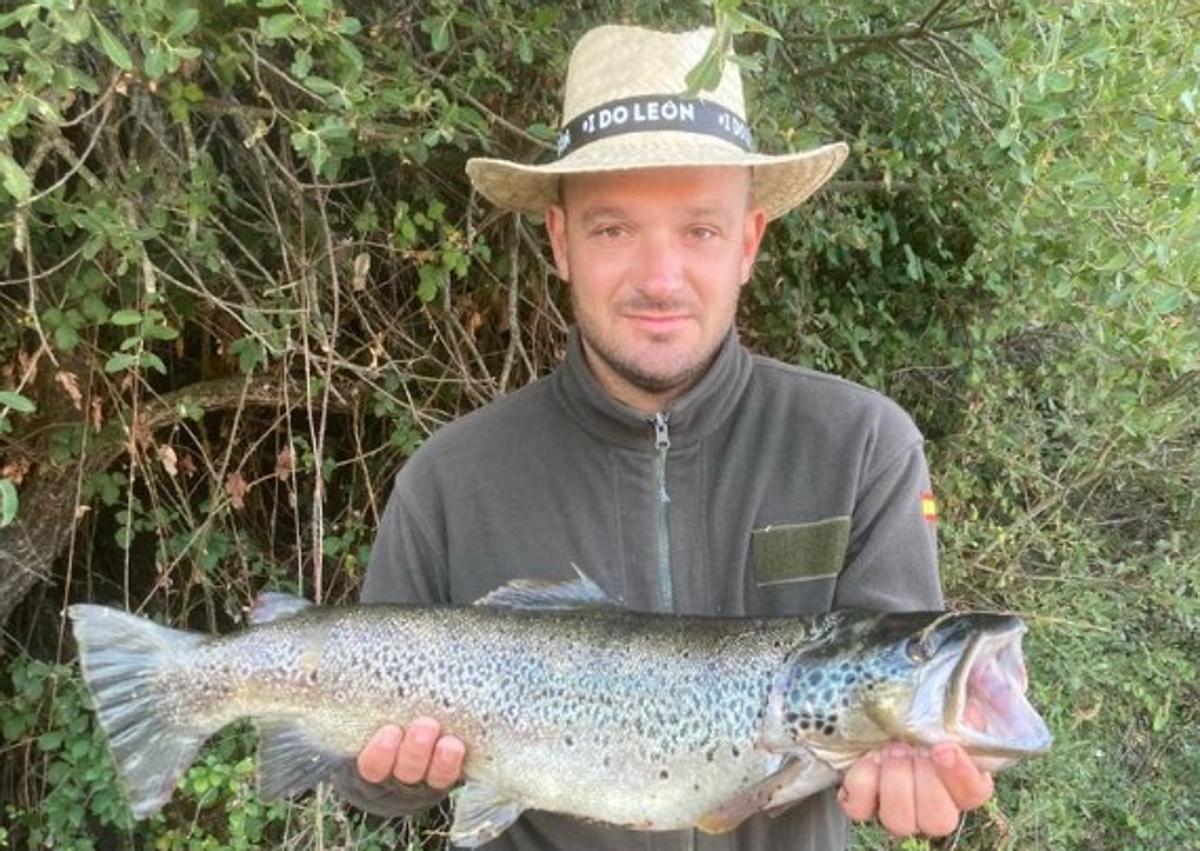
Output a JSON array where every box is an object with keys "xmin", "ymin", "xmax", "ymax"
[{"xmin": 750, "ymin": 517, "xmax": 851, "ymax": 586}]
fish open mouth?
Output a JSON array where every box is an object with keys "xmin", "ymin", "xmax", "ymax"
[{"xmin": 944, "ymin": 620, "xmax": 1052, "ymax": 760}]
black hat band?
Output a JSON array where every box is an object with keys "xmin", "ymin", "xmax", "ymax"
[{"xmin": 555, "ymin": 95, "xmax": 754, "ymax": 159}]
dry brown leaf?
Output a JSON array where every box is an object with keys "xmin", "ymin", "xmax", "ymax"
[
  {"xmin": 226, "ymin": 471, "xmax": 247, "ymax": 509},
  {"xmin": 275, "ymin": 448, "xmax": 294, "ymax": 481},
  {"xmin": 177, "ymin": 452, "xmax": 196, "ymax": 477},
  {"xmin": 17, "ymin": 349, "xmax": 38, "ymax": 385},
  {"xmin": 157, "ymin": 445, "xmax": 178, "ymax": 477},
  {"xmin": 90, "ymin": 397, "xmax": 104, "ymax": 432},
  {"xmin": 1, "ymin": 458, "xmax": 31, "ymax": 485},
  {"xmin": 352, "ymin": 252, "xmax": 370, "ymax": 291},
  {"xmin": 55, "ymin": 370, "xmax": 84, "ymax": 410}
]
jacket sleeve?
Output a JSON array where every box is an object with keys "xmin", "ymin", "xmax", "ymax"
[
  {"xmin": 834, "ymin": 438, "xmax": 943, "ymax": 612},
  {"xmin": 331, "ymin": 470, "xmax": 453, "ymax": 817}
]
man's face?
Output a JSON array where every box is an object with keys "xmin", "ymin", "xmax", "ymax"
[{"xmin": 545, "ymin": 166, "xmax": 767, "ymax": 411}]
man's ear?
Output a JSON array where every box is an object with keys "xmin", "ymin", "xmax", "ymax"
[
  {"xmin": 738, "ymin": 206, "xmax": 768, "ymax": 286},
  {"xmin": 545, "ymin": 204, "xmax": 570, "ymax": 281}
]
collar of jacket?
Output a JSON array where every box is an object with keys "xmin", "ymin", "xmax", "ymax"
[{"xmin": 551, "ymin": 326, "xmax": 754, "ymax": 451}]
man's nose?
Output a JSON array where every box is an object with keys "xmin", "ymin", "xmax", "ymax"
[{"xmin": 636, "ymin": 231, "xmax": 685, "ymax": 296}]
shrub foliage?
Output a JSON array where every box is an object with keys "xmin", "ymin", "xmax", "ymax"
[{"xmin": 0, "ymin": 0, "xmax": 1196, "ymax": 848}]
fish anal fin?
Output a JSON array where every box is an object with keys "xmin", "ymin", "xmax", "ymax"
[
  {"xmin": 449, "ymin": 780, "xmax": 525, "ymax": 847},
  {"xmin": 257, "ymin": 720, "xmax": 347, "ymax": 801},
  {"xmin": 473, "ymin": 565, "xmax": 618, "ymax": 610},
  {"xmin": 248, "ymin": 592, "xmax": 314, "ymax": 626}
]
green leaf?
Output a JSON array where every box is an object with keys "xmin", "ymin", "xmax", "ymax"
[
  {"xmin": 167, "ymin": 8, "xmax": 200, "ymax": 41},
  {"xmin": 0, "ymin": 152, "xmax": 31, "ymax": 202},
  {"xmin": 59, "ymin": 8, "xmax": 92, "ymax": 44},
  {"xmin": 0, "ymin": 391, "xmax": 35, "ymax": 414},
  {"xmin": 260, "ymin": 13, "xmax": 297, "ymax": 40},
  {"xmin": 110, "ymin": 309, "xmax": 142, "ymax": 326},
  {"xmin": 104, "ymin": 353, "xmax": 138, "ymax": 373},
  {"xmin": 53, "ymin": 324, "xmax": 81, "ymax": 351},
  {"xmin": 144, "ymin": 46, "xmax": 170, "ymax": 79},
  {"xmin": 421, "ymin": 13, "xmax": 453, "ymax": 52},
  {"xmin": 93, "ymin": 16, "xmax": 133, "ymax": 70},
  {"xmin": 0, "ymin": 478, "xmax": 17, "ymax": 527},
  {"xmin": 417, "ymin": 264, "xmax": 444, "ymax": 302}
]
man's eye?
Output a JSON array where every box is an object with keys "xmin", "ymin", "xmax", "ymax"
[
  {"xmin": 689, "ymin": 226, "xmax": 719, "ymax": 241},
  {"xmin": 594, "ymin": 225, "xmax": 626, "ymax": 240}
]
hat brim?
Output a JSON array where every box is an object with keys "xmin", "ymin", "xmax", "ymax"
[{"xmin": 466, "ymin": 134, "xmax": 848, "ymax": 221}]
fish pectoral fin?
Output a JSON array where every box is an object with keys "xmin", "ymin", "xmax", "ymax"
[
  {"xmin": 448, "ymin": 781, "xmax": 524, "ymax": 847},
  {"xmin": 248, "ymin": 592, "xmax": 314, "ymax": 625},
  {"xmin": 695, "ymin": 757, "xmax": 817, "ymax": 835},
  {"xmin": 762, "ymin": 756, "xmax": 842, "ymax": 816},
  {"xmin": 473, "ymin": 565, "xmax": 619, "ymax": 610},
  {"xmin": 257, "ymin": 720, "xmax": 348, "ymax": 801}
]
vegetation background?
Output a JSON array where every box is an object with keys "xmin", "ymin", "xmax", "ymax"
[{"xmin": 0, "ymin": 0, "xmax": 1196, "ymax": 848}]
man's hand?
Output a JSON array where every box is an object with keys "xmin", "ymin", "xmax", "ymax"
[
  {"xmin": 355, "ymin": 718, "xmax": 466, "ymax": 790},
  {"xmin": 838, "ymin": 742, "xmax": 993, "ymax": 838}
]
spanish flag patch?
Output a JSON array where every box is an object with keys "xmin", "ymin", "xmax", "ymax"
[{"xmin": 921, "ymin": 491, "xmax": 938, "ymax": 523}]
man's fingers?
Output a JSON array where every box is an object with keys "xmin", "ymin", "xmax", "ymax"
[
  {"xmin": 838, "ymin": 752, "xmax": 881, "ymax": 822},
  {"xmin": 913, "ymin": 750, "xmax": 961, "ymax": 837},
  {"xmin": 425, "ymin": 735, "xmax": 467, "ymax": 789},
  {"xmin": 877, "ymin": 743, "xmax": 917, "ymax": 837},
  {"xmin": 393, "ymin": 717, "xmax": 441, "ymax": 784},
  {"xmin": 357, "ymin": 724, "xmax": 403, "ymax": 784},
  {"xmin": 931, "ymin": 743, "xmax": 994, "ymax": 811}
]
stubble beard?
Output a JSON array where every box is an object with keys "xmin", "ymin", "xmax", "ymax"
[{"xmin": 574, "ymin": 312, "xmax": 725, "ymax": 400}]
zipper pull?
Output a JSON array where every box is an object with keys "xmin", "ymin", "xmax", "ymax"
[{"xmin": 652, "ymin": 412, "xmax": 671, "ymax": 451}]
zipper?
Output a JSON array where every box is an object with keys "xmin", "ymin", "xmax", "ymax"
[{"xmin": 651, "ymin": 412, "xmax": 674, "ymax": 612}]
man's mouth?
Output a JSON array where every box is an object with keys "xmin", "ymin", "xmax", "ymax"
[{"xmin": 624, "ymin": 313, "xmax": 691, "ymax": 333}]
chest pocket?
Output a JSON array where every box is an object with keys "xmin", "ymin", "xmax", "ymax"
[{"xmin": 750, "ymin": 516, "xmax": 851, "ymax": 586}]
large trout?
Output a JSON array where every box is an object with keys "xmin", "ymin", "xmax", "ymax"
[{"xmin": 68, "ymin": 573, "xmax": 1051, "ymax": 846}]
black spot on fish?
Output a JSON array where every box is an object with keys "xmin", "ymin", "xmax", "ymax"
[
  {"xmin": 706, "ymin": 747, "xmax": 716, "ymax": 763},
  {"xmin": 731, "ymin": 745, "xmax": 740, "ymax": 758},
  {"xmin": 823, "ymin": 725, "xmax": 835, "ymax": 736},
  {"xmin": 807, "ymin": 671, "xmax": 824, "ymax": 686},
  {"xmin": 565, "ymin": 735, "xmax": 574, "ymax": 747},
  {"xmin": 822, "ymin": 689, "xmax": 834, "ymax": 702},
  {"xmin": 828, "ymin": 714, "xmax": 838, "ymax": 723},
  {"xmin": 799, "ymin": 719, "xmax": 810, "ymax": 731},
  {"xmin": 786, "ymin": 712, "xmax": 798, "ymax": 723},
  {"xmin": 659, "ymin": 770, "xmax": 669, "ymax": 780}
]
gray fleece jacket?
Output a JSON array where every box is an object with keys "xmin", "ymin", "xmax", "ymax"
[{"xmin": 336, "ymin": 328, "xmax": 942, "ymax": 850}]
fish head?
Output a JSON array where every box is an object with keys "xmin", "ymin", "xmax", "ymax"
[{"xmin": 761, "ymin": 611, "xmax": 1052, "ymax": 771}]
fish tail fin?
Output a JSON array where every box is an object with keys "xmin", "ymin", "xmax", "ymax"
[{"xmin": 68, "ymin": 603, "xmax": 211, "ymax": 818}]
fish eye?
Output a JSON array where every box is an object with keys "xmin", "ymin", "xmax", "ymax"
[{"xmin": 905, "ymin": 637, "xmax": 930, "ymax": 663}]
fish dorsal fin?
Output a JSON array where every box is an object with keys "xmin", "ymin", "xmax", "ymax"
[
  {"xmin": 473, "ymin": 566, "xmax": 618, "ymax": 610},
  {"xmin": 449, "ymin": 780, "xmax": 525, "ymax": 847},
  {"xmin": 249, "ymin": 592, "xmax": 313, "ymax": 625},
  {"xmin": 256, "ymin": 719, "xmax": 346, "ymax": 801}
]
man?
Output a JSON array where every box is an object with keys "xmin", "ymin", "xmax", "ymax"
[{"xmin": 335, "ymin": 23, "xmax": 993, "ymax": 849}]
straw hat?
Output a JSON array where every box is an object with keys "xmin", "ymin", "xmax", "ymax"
[{"xmin": 465, "ymin": 24, "xmax": 848, "ymax": 220}]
